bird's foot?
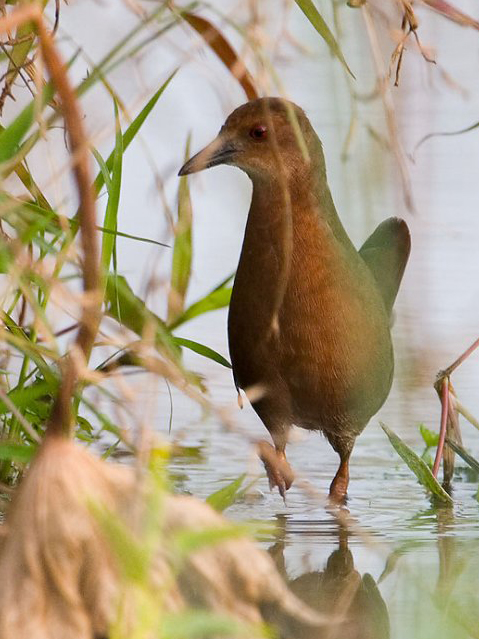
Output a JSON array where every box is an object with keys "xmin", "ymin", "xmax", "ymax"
[
  {"xmin": 328, "ymin": 475, "xmax": 349, "ymax": 505},
  {"xmin": 257, "ymin": 441, "xmax": 294, "ymax": 500}
]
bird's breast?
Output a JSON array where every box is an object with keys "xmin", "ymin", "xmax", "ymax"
[{"xmin": 228, "ymin": 195, "xmax": 393, "ymax": 430}]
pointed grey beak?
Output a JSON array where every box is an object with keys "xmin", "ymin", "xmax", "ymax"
[{"xmin": 178, "ymin": 136, "xmax": 239, "ymax": 176}]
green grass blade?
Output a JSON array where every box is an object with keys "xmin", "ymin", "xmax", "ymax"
[
  {"xmin": 93, "ymin": 70, "xmax": 177, "ymax": 197},
  {"xmin": 161, "ymin": 610, "xmax": 251, "ymax": 639},
  {"xmin": 419, "ymin": 423, "xmax": 439, "ymax": 448},
  {"xmin": 91, "ymin": 503, "xmax": 149, "ymax": 583},
  {"xmin": 101, "ymin": 101, "xmax": 123, "ymax": 276},
  {"xmin": 174, "ymin": 525, "xmax": 247, "ymax": 557},
  {"xmin": 97, "ymin": 226, "xmax": 168, "ymax": 248},
  {"xmin": 76, "ymin": 5, "xmax": 171, "ymax": 101},
  {"xmin": 173, "ymin": 337, "xmax": 232, "ymax": 369},
  {"xmin": 91, "ymin": 147, "xmax": 112, "ymax": 192},
  {"xmin": 2, "ymin": 50, "xmax": 80, "ymax": 181},
  {"xmin": 206, "ymin": 474, "xmax": 246, "ymax": 511},
  {"xmin": 169, "ymin": 286, "xmax": 232, "ymax": 330},
  {"xmin": 79, "ymin": 396, "xmax": 122, "ymax": 438},
  {"xmin": 294, "ymin": 0, "xmax": 355, "ymax": 78},
  {"xmin": 105, "ymin": 274, "xmax": 180, "ymax": 361},
  {"xmin": 44, "ymin": 70, "xmax": 177, "ymax": 272},
  {"xmin": 0, "ymin": 236, "xmax": 12, "ymax": 273},
  {"xmin": 0, "ymin": 193, "xmax": 167, "ymax": 250},
  {"xmin": 0, "ymin": 195, "xmax": 58, "ymax": 244},
  {"xmin": 168, "ymin": 136, "xmax": 193, "ymax": 323},
  {"xmin": 1, "ymin": 312, "xmax": 57, "ymax": 387},
  {"xmin": 0, "ymin": 379, "xmax": 52, "ymax": 416},
  {"xmin": 3, "ymin": 29, "xmax": 162, "ymax": 184},
  {"xmin": 0, "ymin": 82, "xmax": 54, "ymax": 166},
  {"xmin": 212, "ymin": 271, "xmax": 235, "ymax": 291},
  {"xmin": 0, "ymin": 442, "xmax": 37, "ymax": 464},
  {"xmin": 380, "ymin": 422, "xmax": 453, "ymax": 504},
  {"xmin": 12, "ymin": 161, "xmax": 52, "ymax": 210},
  {"xmin": 123, "ymin": 71, "xmax": 177, "ymax": 149}
]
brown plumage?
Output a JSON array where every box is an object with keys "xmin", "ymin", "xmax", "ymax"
[{"xmin": 179, "ymin": 97, "xmax": 410, "ymax": 502}]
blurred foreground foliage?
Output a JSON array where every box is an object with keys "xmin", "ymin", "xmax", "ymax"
[{"xmin": 0, "ymin": 1, "xmax": 244, "ymax": 484}]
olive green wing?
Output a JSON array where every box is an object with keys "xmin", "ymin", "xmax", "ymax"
[{"xmin": 359, "ymin": 217, "xmax": 411, "ymax": 316}]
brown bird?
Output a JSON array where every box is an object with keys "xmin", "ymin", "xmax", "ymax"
[{"xmin": 179, "ymin": 98, "xmax": 410, "ymax": 502}]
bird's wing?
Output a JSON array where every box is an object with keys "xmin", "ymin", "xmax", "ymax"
[{"xmin": 359, "ymin": 217, "xmax": 411, "ymax": 315}]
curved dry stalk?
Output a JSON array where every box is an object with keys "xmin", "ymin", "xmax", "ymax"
[
  {"xmin": 182, "ymin": 11, "xmax": 258, "ymax": 101},
  {"xmin": 36, "ymin": 20, "xmax": 100, "ymax": 436},
  {"xmin": 433, "ymin": 336, "xmax": 479, "ymax": 483},
  {"xmin": 432, "ymin": 376, "xmax": 448, "ymax": 478},
  {"xmin": 421, "ymin": 0, "xmax": 479, "ymax": 30},
  {"xmin": 0, "ymin": 5, "xmax": 101, "ymax": 437}
]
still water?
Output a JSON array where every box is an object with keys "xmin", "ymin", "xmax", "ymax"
[{"xmin": 64, "ymin": 1, "xmax": 479, "ymax": 636}]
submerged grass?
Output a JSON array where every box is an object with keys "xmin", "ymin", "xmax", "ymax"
[{"xmin": 381, "ymin": 422, "xmax": 453, "ymax": 504}]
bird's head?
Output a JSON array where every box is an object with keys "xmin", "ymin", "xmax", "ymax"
[{"xmin": 178, "ymin": 97, "xmax": 324, "ymax": 182}]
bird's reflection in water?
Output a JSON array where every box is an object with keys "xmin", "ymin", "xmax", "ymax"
[
  {"xmin": 269, "ymin": 515, "xmax": 390, "ymax": 639},
  {"xmin": 435, "ymin": 505, "xmax": 463, "ymax": 601}
]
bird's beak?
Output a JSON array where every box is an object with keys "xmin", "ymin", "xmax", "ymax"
[{"xmin": 178, "ymin": 135, "xmax": 239, "ymax": 176}]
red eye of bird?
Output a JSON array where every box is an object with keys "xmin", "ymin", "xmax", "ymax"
[{"xmin": 249, "ymin": 125, "xmax": 267, "ymax": 141}]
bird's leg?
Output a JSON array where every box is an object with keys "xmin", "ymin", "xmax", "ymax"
[
  {"xmin": 257, "ymin": 439, "xmax": 294, "ymax": 499},
  {"xmin": 328, "ymin": 435, "xmax": 354, "ymax": 504},
  {"xmin": 252, "ymin": 400, "xmax": 294, "ymax": 498},
  {"xmin": 329, "ymin": 450, "xmax": 351, "ymax": 504}
]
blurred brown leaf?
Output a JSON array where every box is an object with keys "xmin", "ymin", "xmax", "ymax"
[
  {"xmin": 183, "ymin": 13, "xmax": 258, "ymax": 100},
  {"xmin": 421, "ymin": 0, "xmax": 479, "ymax": 30}
]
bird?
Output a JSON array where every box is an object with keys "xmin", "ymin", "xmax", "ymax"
[{"xmin": 178, "ymin": 97, "xmax": 410, "ymax": 502}]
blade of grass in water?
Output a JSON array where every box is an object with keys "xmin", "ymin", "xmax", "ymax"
[
  {"xmin": 161, "ymin": 610, "xmax": 252, "ymax": 639},
  {"xmin": 0, "ymin": 49, "xmax": 79, "ymax": 210},
  {"xmin": 445, "ymin": 438, "xmax": 479, "ymax": 473},
  {"xmin": 380, "ymin": 422, "xmax": 453, "ymax": 504},
  {"xmin": 206, "ymin": 474, "xmax": 246, "ymax": 512},
  {"xmin": 419, "ymin": 423, "xmax": 440, "ymax": 448}
]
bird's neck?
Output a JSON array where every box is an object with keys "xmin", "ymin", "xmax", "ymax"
[
  {"xmin": 248, "ymin": 167, "xmax": 354, "ymax": 254},
  {"xmin": 232, "ymin": 169, "xmax": 353, "ymax": 327}
]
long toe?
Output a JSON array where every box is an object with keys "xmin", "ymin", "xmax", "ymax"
[{"xmin": 257, "ymin": 441, "xmax": 294, "ymax": 498}]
